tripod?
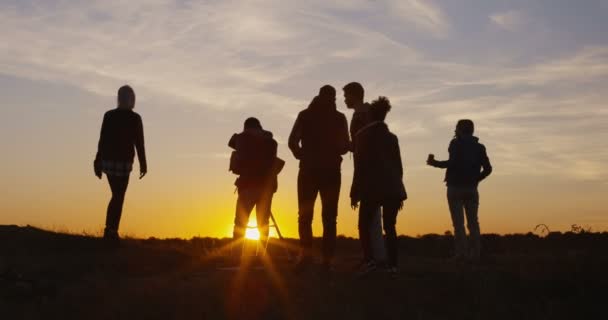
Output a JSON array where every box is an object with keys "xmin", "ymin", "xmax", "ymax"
[{"xmin": 242, "ymin": 211, "xmax": 291, "ymax": 260}]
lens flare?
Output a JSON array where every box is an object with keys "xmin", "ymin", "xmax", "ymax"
[{"xmin": 245, "ymin": 227, "xmax": 260, "ymax": 240}]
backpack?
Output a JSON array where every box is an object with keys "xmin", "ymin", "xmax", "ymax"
[{"xmin": 229, "ymin": 150, "xmax": 243, "ymax": 175}]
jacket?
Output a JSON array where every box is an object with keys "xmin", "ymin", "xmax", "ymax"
[
  {"xmin": 350, "ymin": 122, "xmax": 407, "ymax": 204},
  {"xmin": 229, "ymin": 128, "xmax": 278, "ymax": 192},
  {"xmin": 349, "ymin": 102, "xmax": 371, "ymax": 151},
  {"xmin": 431, "ymin": 136, "xmax": 492, "ymax": 187},
  {"xmin": 95, "ymin": 108, "xmax": 147, "ymax": 171},
  {"xmin": 288, "ymin": 96, "xmax": 350, "ymax": 172}
]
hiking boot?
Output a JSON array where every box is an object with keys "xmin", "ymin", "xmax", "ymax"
[{"xmin": 103, "ymin": 228, "xmax": 119, "ymax": 240}]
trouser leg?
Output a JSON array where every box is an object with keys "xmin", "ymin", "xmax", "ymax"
[
  {"xmin": 358, "ymin": 201, "xmax": 376, "ymax": 262},
  {"xmin": 256, "ymin": 190, "xmax": 273, "ymax": 245},
  {"xmin": 370, "ymin": 207, "xmax": 387, "ymax": 262},
  {"xmin": 447, "ymin": 187, "xmax": 466, "ymax": 257},
  {"xmin": 233, "ymin": 188, "xmax": 256, "ymax": 240},
  {"xmin": 382, "ymin": 202, "xmax": 401, "ymax": 267},
  {"xmin": 464, "ymin": 189, "xmax": 480, "ymax": 259},
  {"xmin": 297, "ymin": 170, "xmax": 318, "ymax": 259},
  {"xmin": 319, "ymin": 170, "xmax": 340, "ymax": 263},
  {"xmin": 105, "ymin": 174, "xmax": 129, "ymax": 236}
]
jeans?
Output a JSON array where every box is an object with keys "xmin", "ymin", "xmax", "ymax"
[
  {"xmin": 297, "ymin": 168, "xmax": 341, "ymax": 263},
  {"xmin": 359, "ymin": 201, "xmax": 400, "ymax": 267},
  {"xmin": 369, "ymin": 207, "xmax": 387, "ymax": 262},
  {"xmin": 105, "ymin": 174, "xmax": 130, "ymax": 235},
  {"xmin": 233, "ymin": 187, "xmax": 273, "ymax": 244},
  {"xmin": 447, "ymin": 186, "xmax": 480, "ymax": 259}
]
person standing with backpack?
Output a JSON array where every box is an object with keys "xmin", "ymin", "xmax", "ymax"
[
  {"xmin": 427, "ymin": 119, "xmax": 492, "ymax": 261},
  {"xmin": 229, "ymin": 117, "xmax": 278, "ymax": 253},
  {"xmin": 94, "ymin": 85, "xmax": 147, "ymax": 243},
  {"xmin": 288, "ymin": 85, "xmax": 350, "ymax": 272}
]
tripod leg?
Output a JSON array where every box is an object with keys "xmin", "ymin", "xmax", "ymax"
[
  {"xmin": 269, "ymin": 212, "xmax": 291, "ymax": 260},
  {"xmin": 270, "ymin": 212, "xmax": 283, "ymax": 239}
]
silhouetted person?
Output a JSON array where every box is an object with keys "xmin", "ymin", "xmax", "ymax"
[
  {"xmin": 288, "ymin": 85, "xmax": 350, "ymax": 271},
  {"xmin": 351, "ymin": 97, "xmax": 406, "ymax": 276},
  {"xmin": 94, "ymin": 85, "xmax": 147, "ymax": 242},
  {"xmin": 343, "ymin": 82, "xmax": 387, "ymax": 266},
  {"xmin": 427, "ymin": 119, "xmax": 492, "ymax": 260},
  {"xmin": 229, "ymin": 118, "xmax": 278, "ymax": 251}
]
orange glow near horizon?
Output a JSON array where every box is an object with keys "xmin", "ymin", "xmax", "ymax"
[{"xmin": 245, "ymin": 225, "xmax": 261, "ymax": 240}]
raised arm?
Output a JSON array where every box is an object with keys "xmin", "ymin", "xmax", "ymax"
[
  {"xmin": 427, "ymin": 140, "xmax": 453, "ymax": 169},
  {"xmin": 429, "ymin": 158, "xmax": 450, "ymax": 168},
  {"xmin": 288, "ymin": 114, "xmax": 304, "ymax": 159}
]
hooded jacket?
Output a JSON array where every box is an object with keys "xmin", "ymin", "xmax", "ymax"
[
  {"xmin": 95, "ymin": 108, "xmax": 147, "ymax": 171},
  {"xmin": 350, "ymin": 122, "xmax": 407, "ymax": 204},
  {"xmin": 432, "ymin": 135, "xmax": 492, "ymax": 187},
  {"xmin": 288, "ymin": 96, "xmax": 350, "ymax": 172}
]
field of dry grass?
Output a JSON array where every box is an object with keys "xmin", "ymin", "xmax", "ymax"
[{"xmin": 1, "ymin": 225, "xmax": 606, "ymax": 320}]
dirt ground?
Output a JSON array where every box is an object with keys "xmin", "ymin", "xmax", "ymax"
[{"xmin": 1, "ymin": 225, "xmax": 606, "ymax": 320}]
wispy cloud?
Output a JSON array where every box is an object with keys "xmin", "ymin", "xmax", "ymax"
[
  {"xmin": 388, "ymin": 0, "xmax": 450, "ymax": 38},
  {"xmin": 0, "ymin": 0, "xmax": 607, "ymax": 184},
  {"xmin": 490, "ymin": 10, "xmax": 526, "ymax": 31}
]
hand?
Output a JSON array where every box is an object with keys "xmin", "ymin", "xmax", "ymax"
[
  {"xmin": 139, "ymin": 169, "xmax": 147, "ymax": 179},
  {"xmin": 426, "ymin": 154, "xmax": 435, "ymax": 165},
  {"xmin": 351, "ymin": 198, "xmax": 359, "ymax": 210}
]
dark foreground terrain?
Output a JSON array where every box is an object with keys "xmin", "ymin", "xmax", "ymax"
[{"xmin": 1, "ymin": 225, "xmax": 607, "ymax": 320}]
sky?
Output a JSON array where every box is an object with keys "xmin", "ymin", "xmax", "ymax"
[{"xmin": 1, "ymin": 0, "xmax": 607, "ymax": 238}]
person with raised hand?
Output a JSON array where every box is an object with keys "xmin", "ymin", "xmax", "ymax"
[{"xmin": 427, "ymin": 119, "xmax": 492, "ymax": 261}]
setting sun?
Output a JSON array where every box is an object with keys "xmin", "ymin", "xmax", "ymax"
[{"xmin": 245, "ymin": 226, "xmax": 260, "ymax": 240}]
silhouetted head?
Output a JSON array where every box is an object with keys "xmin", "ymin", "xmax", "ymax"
[
  {"xmin": 117, "ymin": 85, "xmax": 136, "ymax": 109},
  {"xmin": 318, "ymin": 85, "xmax": 336, "ymax": 103},
  {"xmin": 244, "ymin": 117, "xmax": 262, "ymax": 130},
  {"xmin": 343, "ymin": 82, "xmax": 364, "ymax": 109},
  {"xmin": 369, "ymin": 96, "xmax": 392, "ymax": 122},
  {"xmin": 455, "ymin": 119, "xmax": 474, "ymax": 137}
]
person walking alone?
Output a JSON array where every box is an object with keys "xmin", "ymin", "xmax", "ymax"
[{"xmin": 94, "ymin": 85, "xmax": 147, "ymax": 243}]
